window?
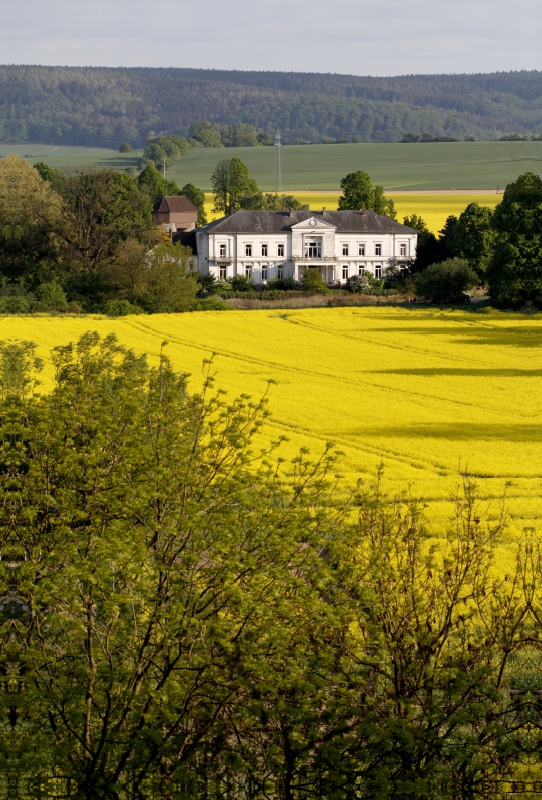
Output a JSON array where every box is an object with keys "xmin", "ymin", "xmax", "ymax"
[
  {"xmin": 400, "ymin": 243, "xmax": 407, "ymax": 257},
  {"xmin": 262, "ymin": 265, "xmax": 267, "ymax": 281},
  {"xmin": 375, "ymin": 265, "xmax": 382, "ymax": 279},
  {"xmin": 245, "ymin": 265, "xmax": 252, "ymax": 278},
  {"xmin": 245, "ymin": 244, "xmax": 252, "ymax": 257},
  {"xmin": 342, "ymin": 265, "xmax": 349, "ymax": 280},
  {"xmin": 261, "ymin": 244, "xmax": 268, "ymax": 256},
  {"xmin": 277, "ymin": 265, "xmax": 284, "ymax": 279},
  {"xmin": 358, "ymin": 266, "xmax": 365, "ymax": 276},
  {"xmin": 342, "ymin": 243, "xmax": 349, "ymax": 256},
  {"xmin": 219, "ymin": 266, "xmax": 227, "ymax": 280},
  {"xmin": 277, "ymin": 243, "xmax": 284, "ymax": 257},
  {"xmin": 219, "ymin": 243, "xmax": 227, "ymax": 257},
  {"xmin": 305, "ymin": 239, "xmax": 321, "ymax": 258},
  {"xmin": 375, "ymin": 243, "xmax": 382, "ymax": 256},
  {"xmin": 358, "ymin": 243, "xmax": 365, "ymax": 256}
]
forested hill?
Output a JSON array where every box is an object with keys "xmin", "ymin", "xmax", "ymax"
[{"xmin": 1, "ymin": 65, "xmax": 542, "ymax": 148}]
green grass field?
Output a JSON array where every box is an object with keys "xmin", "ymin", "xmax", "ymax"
[
  {"xmin": 3, "ymin": 140, "xmax": 542, "ymax": 191},
  {"xmin": 0, "ymin": 144, "xmax": 139, "ymax": 173},
  {"xmin": 169, "ymin": 140, "xmax": 542, "ymax": 191},
  {"xmin": 3, "ymin": 307, "xmax": 540, "ymax": 547}
]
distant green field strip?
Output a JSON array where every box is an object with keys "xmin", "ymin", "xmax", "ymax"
[{"xmin": 4, "ymin": 140, "xmax": 542, "ymax": 190}]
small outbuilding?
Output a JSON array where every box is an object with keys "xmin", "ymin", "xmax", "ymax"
[{"xmin": 154, "ymin": 195, "xmax": 198, "ymax": 232}]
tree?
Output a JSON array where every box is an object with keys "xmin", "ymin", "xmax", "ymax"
[
  {"xmin": 415, "ymin": 257, "xmax": 477, "ymax": 303},
  {"xmin": 238, "ymin": 192, "xmax": 309, "ymax": 211},
  {"xmin": 300, "ymin": 268, "xmax": 328, "ymax": 293},
  {"xmin": 62, "ymin": 169, "xmax": 154, "ymax": 274},
  {"xmin": 211, "ymin": 158, "xmax": 259, "ymax": 214},
  {"xmin": 3, "ymin": 333, "xmax": 350, "ymax": 798},
  {"xmin": 138, "ymin": 163, "xmax": 180, "ymax": 203},
  {"xmin": 189, "ymin": 120, "xmax": 223, "ymax": 148},
  {"xmin": 486, "ymin": 172, "xmax": 542, "ymax": 303},
  {"xmin": 140, "ymin": 242, "xmax": 199, "ymax": 311},
  {"xmin": 180, "ymin": 182, "xmax": 208, "ymax": 226},
  {"xmin": 119, "ymin": 142, "xmax": 132, "ymax": 152},
  {"xmin": 142, "ymin": 135, "xmax": 192, "ymax": 168},
  {"xmin": 219, "ymin": 123, "xmax": 260, "ymax": 147},
  {"xmin": 450, "ymin": 202, "xmax": 494, "ymax": 280},
  {"xmin": 33, "ymin": 161, "xmax": 66, "ymax": 193},
  {"xmin": 401, "ymin": 132, "xmax": 421, "ymax": 142},
  {"xmin": 338, "ymin": 170, "xmax": 396, "ymax": 218},
  {"xmin": 404, "ymin": 213, "xmax": 445, "ymax": 272},
  {"xmin": 438, "ymin": 214, "xmax": 458, "ymax": 253},
  {"xmin": 0, "ymin": 154, "xmax": 66, "ymax": 284}
]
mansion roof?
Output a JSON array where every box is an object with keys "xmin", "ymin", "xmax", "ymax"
[{"xmin": 202, "ymin": 209, "xmax": 418, "ymax": 235}]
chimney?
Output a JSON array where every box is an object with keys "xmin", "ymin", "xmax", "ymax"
[
  {"xmin": 322, "ymin": 206, "xmax": 326, "ymax": 214},
  {"xmin": 361, "ymin": 208, "xmax": 367, "ymax": 215},
  {"xmin": 289, "ymin": 207, "xmax": 294, "ymax": 217}
]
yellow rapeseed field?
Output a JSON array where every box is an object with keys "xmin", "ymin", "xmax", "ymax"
[
  {"xmin": 3, "ymin": 307, "xmax": 540, "ymax": 554},
  {"xmin": 203, "ymin": 193, "xmax": 502, "ymax": 234}
]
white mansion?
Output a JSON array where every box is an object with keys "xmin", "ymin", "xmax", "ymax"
[{"xmin": 195, "ymin": 208, "xmax": 418, "ymax": 284}]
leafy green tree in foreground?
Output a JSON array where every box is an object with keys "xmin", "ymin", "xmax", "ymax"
[
  {"xmin": 486, "ymin": 172, "xmax": 542, "ymax": 303},
  {"xmin": 1, "ymin": 333, "xmax": 541, "ymax": 799},
  {"xmin": 338, "ymin": 170, "xmax": 397, "ymax": 219}
]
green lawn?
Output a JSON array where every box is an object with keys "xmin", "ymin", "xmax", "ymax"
[{"xmin": 3, "ymin": 140, "xmax": 542, "ymax": 190}]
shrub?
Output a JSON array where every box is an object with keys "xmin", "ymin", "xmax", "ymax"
[
  {"xmin": 119, "ymin": 142, "xmax": 132, "ymax": 153},
  {"xmin": 103, "ymin": 299, "xmax": 144, "ymax": 317},
  {"xmin": 267, "ymin": 276, "xmax": 298, "ymax": 291},
  {"xmin": 300, "ymin": 269, "xmax": 329, "ymax": 294},
  {"xmin": 188, "ymin": 298, "xmax": 232, "ymax": 311},
  {"xmin": 34, "ymin": 282, "xmax": 68, "ymax": 311},
  {"xmin": 0, "ymin": 295, "xmax": 31, "ymax": 313},
  {"xmin": 345, "ymin": 275, "xmax": 369, "ymax": 294},
  {"xmin": 415, "ymin": 258, "xmax": 478, "ymax": 303},
  {"xmin": 229, "ymin": 275, "xmax": 255, "ymax": 292}
]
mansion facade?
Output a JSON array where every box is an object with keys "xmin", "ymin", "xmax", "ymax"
[{"xmin": 195, "ymin": 208, "xmax": 418, "ymax": 284}]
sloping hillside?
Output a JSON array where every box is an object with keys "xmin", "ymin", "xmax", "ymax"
[{"xmin": 1, "ymin": 66, "xmax": 542, "ymax": 147}]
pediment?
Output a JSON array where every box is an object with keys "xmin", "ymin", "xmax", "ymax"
[{"xmin": 290, "ymin": 216, "xmax": 336, "ymax": 231}]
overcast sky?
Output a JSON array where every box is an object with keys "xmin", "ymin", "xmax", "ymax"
[{"xmin": 1, "ymin": 0, "xmax": 541, "ymax": 76}]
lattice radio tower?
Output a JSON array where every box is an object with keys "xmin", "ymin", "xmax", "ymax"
[{"xmin": 274, "ymin": 129, "xmax": 282, "ymax": 192}]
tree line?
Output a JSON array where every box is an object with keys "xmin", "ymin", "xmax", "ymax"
[
  {"xmin": 403, "ymin": 172, "xmax": 542, "ymax": 304},
  {"xmin": 1, "ymin": 151, "xmax": 540, "ymax": 311},
  {"xmin": 2, "ymin": 66, "xmax": 542, "ymax": 148},
  {"xmin": 1, "ymin": 332, "xmax": 541, "ymax": 799},
  {"xmin": 0, "ymin": 154, "xmax": 218, "ymax": 315}
]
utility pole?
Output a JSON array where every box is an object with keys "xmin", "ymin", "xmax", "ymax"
[{"xmin": 274, "ymin": 130, "xmax": 282, "ymax": 192}]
